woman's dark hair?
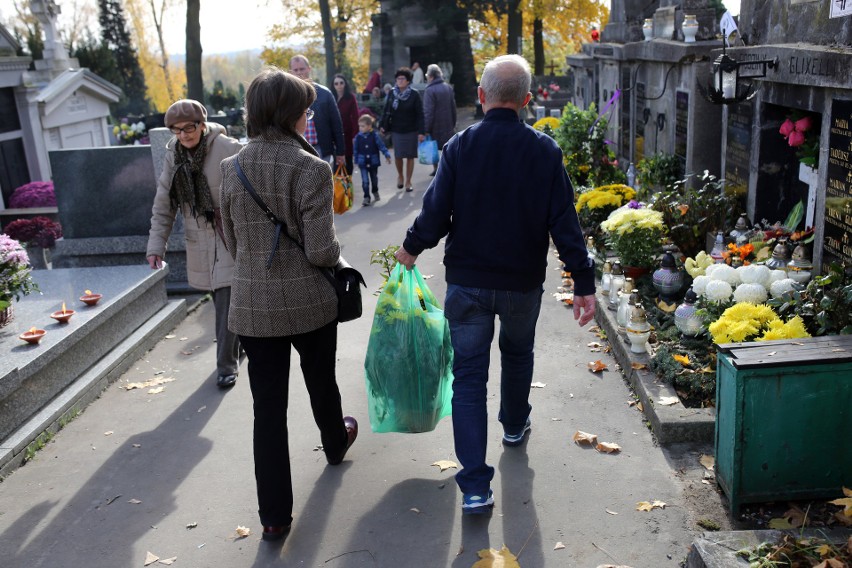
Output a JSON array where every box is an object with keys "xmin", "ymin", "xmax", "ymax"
[
  {"xmin": 244, "ymin": 67, "xmax": 316, "ymax": 139},
  {"xmin": 394, "ymin": 67, "xmax": 413, "ymax": 82},
  {"xmin": 332, "ymin": 74, "xmax": 353, "ymax": 98}
]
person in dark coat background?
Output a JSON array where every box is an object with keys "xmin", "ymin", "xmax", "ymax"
[
  {"xmin": 423, "ymin": 64, "xmax": 457, "ymax": 176},
  {"xmin": 333, "ymin": 73, "xmax": 360, "ymax": 175}
]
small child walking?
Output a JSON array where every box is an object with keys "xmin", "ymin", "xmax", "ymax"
[{"xmin": 353, "ymin": 115, "xmax": 391, "ymax": 206}]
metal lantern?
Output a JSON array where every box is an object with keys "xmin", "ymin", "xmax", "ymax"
[
  {"xmin": 652, "ymin": 250, "xmax": 684, "ymax": 301},
  {"xmin": 787, "ymin": 244, "xmax": 813, "ymax": 284},
  {"xmin": 674, "ymin": 287, "xmax": 703, "ymax": 337},
  {"xmin": 765, "ymin": 241, "xmax": 792, "ymax": 271},
  {"xmin": 626, "ymin": 304, "xmax": 652, "ymax": 354},
  {"xmin": 729, "ymin": 213, "xmax": 750, "ymax": 243}
]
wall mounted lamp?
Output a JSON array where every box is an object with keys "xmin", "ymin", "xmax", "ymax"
[{"xmin": 701, "ymin": 46, "xmax": 778, "ymax": 105}]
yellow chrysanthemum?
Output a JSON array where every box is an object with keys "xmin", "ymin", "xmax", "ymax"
[{"xmin": 532, "ymin": 117, "xmax": 561, "ymax": 131}]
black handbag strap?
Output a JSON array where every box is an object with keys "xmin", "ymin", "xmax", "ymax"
[{"xmin": 233, "ymin": 158, "xmax": 337, "ymax": 291}]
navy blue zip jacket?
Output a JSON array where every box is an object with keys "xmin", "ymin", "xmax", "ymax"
[{"xmin": 402, "ymin": 107, "xmax": 595, "ymax": 295}]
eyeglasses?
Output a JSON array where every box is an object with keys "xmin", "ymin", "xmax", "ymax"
[
  {"xmin": 170, "ymin": 123, "xmax": 199, "ymax": 135},
  {"xmin": 305, "ymin": 109, "xmax": 315, "ymax": 120}
]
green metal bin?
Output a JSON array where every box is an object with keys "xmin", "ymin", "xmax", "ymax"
[{"xmin": 715, "ymin": 335, "xmax": 852, "ymax": 514}]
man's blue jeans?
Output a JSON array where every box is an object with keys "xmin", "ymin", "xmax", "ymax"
[{"xmin": 444, "ymin": 284, "xmax": 543, "ymax": 495}]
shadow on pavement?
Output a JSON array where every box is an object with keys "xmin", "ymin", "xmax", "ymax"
[{"xmin": 0, "ymin": 371, "xmax": 225, "ymax": 566}]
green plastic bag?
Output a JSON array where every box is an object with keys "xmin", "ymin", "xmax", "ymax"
[{"xmin": 364, "ymin": 264, "xmax": 453, "ymax": 433}]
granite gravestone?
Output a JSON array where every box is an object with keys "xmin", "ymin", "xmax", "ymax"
[
  {"xmin": 822, "ymin": 98, "xmax": 852, "ymax": 273},
  {"xmin": 725, "ymin": 101, "xmax": 753, "ymax": 201},
  {"xmin": 51, "ymin": 146, "xmax": 155, "ymax": 238}
]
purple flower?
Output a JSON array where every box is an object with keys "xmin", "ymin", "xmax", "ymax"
[{"xmin": 628, "ymin": 200, "xmax": 641, "ymax": 209}]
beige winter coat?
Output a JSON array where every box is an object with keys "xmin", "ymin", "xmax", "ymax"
[
  {"xmin": 146, "ymin": 122, "xmax": 242, "ymax": 291},
  {"xmin": 219, "ymin": 134, "xmax": 340, "ymax": 338}
]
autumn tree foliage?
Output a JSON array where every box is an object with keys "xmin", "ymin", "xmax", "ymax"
[
  {"xmin": 124, "ymin": 0, "xmax": 187, "ymax": 112},
  {"xmin": 97, "ymin": 0, "xmax": 150, "ymax": 115},
  {"xmin": 262, "ymin": 0, "xmax": 377, "ymax": 88}
]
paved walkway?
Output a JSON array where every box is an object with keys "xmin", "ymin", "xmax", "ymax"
[{"xmin": 0, "ymin": 110, "xmax": 726, "ymax": 567}]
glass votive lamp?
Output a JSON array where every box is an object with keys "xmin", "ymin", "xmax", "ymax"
[
  {"xmin": 652, "ymin": 250, "xmax": 684, "ymax": 301},
  {"xmin": 608, "ymin": 262, "xmax": 625, "ymax": 309},
  {"xmin": 787, "ymin": 244, "xmax": 813, "ymax": 284},
  {"xmin": 601, "ymin": 261, "xmax": 612, "ymax": 298},
  {"xmin": 626, "ymin": 304, "xmax": 652, "ymax": 354},
  {"xmin": 616, "ymin": 284, "xmax": 637, "ymax": 334},
  {"xmin": 729, "ymin": 213, "xmax": 750, "ymax": 243},
  {"xmin": 674, "ymin": 287, "xmax": 703, "ymax": 336}
]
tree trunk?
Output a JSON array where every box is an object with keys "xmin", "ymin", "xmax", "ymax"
[
  {"xmin": 451, "ymin": 7, "xmax": 477, "ymax": 106},
  {"xmin": 318, "ymin": 0, "xmax": 335, "ymax": 84},
  {"xmin": 533, "ymin": 17, "xmax": 544, "ymax": 75},
  {"xmin": 185, "ymin": 0, "xmax": 203, "ymax": 102},
  {"xmin": 506, "ymin": 0, "xmax": 523, "ymax": 55},
  {"xmin": 149, "ymin": 0, "xmax": 174, "ymax": 101}
]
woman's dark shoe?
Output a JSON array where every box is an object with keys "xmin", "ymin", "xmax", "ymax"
[
  {"xmin": 217, "ymin": 374, "xmax": 237, "ymax": 388},
  {"xmin": 397, "ymin": 177, "xmax": 404, "ymax": 189},
  {"xmin": 262, "ymin": 525, "xmax": 291, "ymax": 541},
  {"xmin": 327, "ymin": 416, "xmax": 358, "ymax": 465}
]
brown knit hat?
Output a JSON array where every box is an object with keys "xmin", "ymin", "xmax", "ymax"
[{"xmin": 164, "ymin": 99, "xmax": 207, "ymax": 128}]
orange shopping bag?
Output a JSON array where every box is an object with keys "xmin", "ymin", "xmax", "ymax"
[{"xmin": 333, "ymin": 165, "xmax": 353, "ymax": 214}]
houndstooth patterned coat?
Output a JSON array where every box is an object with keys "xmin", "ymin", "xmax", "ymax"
[{"xmin": 219, "ymin": 134, "xmax": 340, "ymax": 337}]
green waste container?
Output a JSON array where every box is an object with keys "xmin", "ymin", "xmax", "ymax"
[{"xmin": 715, "ymin": 335, "xmax": 852, "ymax": 514}]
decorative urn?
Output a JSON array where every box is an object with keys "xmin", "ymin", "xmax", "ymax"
[
  {"xmin": 682, "ymin": 14, "xmax": 698, "ymax": 42},
  {"xmin": 626, "ymin": 304, "xmax": 652, "ymax": 354}
]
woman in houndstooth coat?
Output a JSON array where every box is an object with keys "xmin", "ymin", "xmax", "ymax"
[{"xmin": 219, "ymin": 68, "xmax": 358, "ymax": 541}]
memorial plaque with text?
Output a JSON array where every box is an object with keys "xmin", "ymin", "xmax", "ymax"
[
  {"xmin": 823, "ymin": 99, "xmax": 852, "ymax": 273},
  {"xmin": 725, "ymin": 100, "xmax": 752, "ymax": 199},
  {"xmin": 634, "ymin": 82, "xmax": 646, "ymax": 164},
  {"xmin": 675, "ymin": 90, "xmax": 689, "ymax": 164}
]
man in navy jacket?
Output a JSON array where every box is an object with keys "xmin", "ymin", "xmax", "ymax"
[
  {"xmin": 394, "ymin": 54, "xmax": 596, "ymax": 516},
  {"xmin": 289, "ymin": 55, "xmax": 346, "ymax": 166}
]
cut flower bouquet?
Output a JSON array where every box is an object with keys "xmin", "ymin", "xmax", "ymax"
[{"xmin": 0, "ymin": 234, "xmax": 39, "ymax": 310}]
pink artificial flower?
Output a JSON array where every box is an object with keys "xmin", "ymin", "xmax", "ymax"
[
  {"xmin": 779, "ymin": 119, "xmax": 794, "ymax": 138},
  {"xmin": 787, "ymin": 129, "xmax": 806, "ymax": 147},
  {"xmin": 550, "ymin": 83, "xmax": 560, "ymax": 92},
  {"xmin": 794, "ymin": 116, "xmax": 812, "ymax": 133}
]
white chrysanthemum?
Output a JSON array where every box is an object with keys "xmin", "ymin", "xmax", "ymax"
[
  {"xmin": 737, "ymin": 264, "xmax": 771, "ymax": 289},
  {"xmin": 768, "ymin": 269, "xmax": 788, "ymax": 284},
  {"xmin": 733, "ymin": 283, "xmax": 768, "ymax": 304},
  {"xmin": 770, "ymin": 278, "xmax": 797, "ymax": 299},
  {"xmin": 711, "ymin": 264, "xmax": 740, "ymax": 285},
  {"xmin": 704, "ymin": 264, "xmax": 723, "ymax": 279},
  {"xmin": 705, "ymin": 280, "xmax": 733, "ymax": 302},
  {"xmin": 692, "ymin": 275, "xmax": 711, "ymax": 296}
]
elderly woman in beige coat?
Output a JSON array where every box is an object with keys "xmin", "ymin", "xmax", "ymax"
[
  {"xmin": 219, "ymin": 68, "xmax": 357, "ymax": 542},
  {"xmin": 146, "ymin": 99, "xmax": 242, "ymax": 388}
]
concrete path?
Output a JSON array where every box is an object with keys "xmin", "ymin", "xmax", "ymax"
[{"xmin": 0, "ymin": 114, "xmax": 723, "ymax": 567}]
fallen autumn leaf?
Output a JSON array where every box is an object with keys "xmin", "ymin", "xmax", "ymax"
[
  {"xmin": 595, "ymin": 442, "xmax": 621, "ymax": 453},
  {"xmin": 657, "ymin": 396, "xmax": 679, "ymax": 406},
  {"xmin": 144, "ymin": 552, "xmax": 159, "ymax": 566},
  {"xmin": 572, "ymin": 431, "xmax": 598, "ymax": 446},
  {"xmin": 472, "ymin": 545, "xmax": 520, "ymax": 568},
  {"xmin": 530, "ymin": 381, "xmax": 546, "ymax": 388},
  {"xmin": 235, "ymin": 526, "xmax": 251, "ymax": 538},
  {"xmin": 554, "ymin": 542, "xmax": 566, "ymax": 550},
  {"xmin": 588, "ymin": 360, "xmax": 608, "ymax": 373},
  {"xmin": 432, "ymin": 460, "xmax": 458, "ymax": 472}
]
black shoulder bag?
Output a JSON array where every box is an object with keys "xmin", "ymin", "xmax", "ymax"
[{"xmin": 233, "ymin": 158, "xmax": 366, "ymax": 322}]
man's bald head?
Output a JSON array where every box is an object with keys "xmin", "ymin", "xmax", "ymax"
[{"xmin": 479, "ymin": 55, "xmax": 531, "ymax": 108}]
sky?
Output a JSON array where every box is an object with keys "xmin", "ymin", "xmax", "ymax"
[{"xmin": 0, "ymin": 0, "xmax": 741, "ymax": 56}]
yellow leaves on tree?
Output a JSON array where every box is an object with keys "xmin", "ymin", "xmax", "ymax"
[{"xmin": 471, "ymin": 545, "xmax": 520, "ymax": 568}]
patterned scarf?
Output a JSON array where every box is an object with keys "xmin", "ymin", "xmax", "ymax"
[
  {"xmin": 169, "ymin": 130, "xmax": 214, "ymax": 223},
  {"xmin": 391, "ymin": 85, "xmax": 412, "ymax": 110}
]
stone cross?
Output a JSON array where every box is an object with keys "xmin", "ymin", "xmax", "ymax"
[{"xmin": 29, "ymin": 0, "xmax": 70, "ymax": 67}]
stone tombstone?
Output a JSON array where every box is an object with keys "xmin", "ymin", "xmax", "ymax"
[
  {"xmin": 674, "ymin": 90, "xmax": 688, "ymax": 164},
  {"xmin": 50, "ymin": 145, "xmax": 156, "ymax": 238},
  {"xmin": 725, "ymin": 101, "xmax": 753, "ymax": 201},
  {"xmin": 653, "ymin": 6, "xmax": 677, "ymax": 40},
  {"xmin": 822, "ymin": 98, "xmax": 852, "ymax": 273}
]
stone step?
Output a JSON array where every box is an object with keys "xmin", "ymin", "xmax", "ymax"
[
  {"xmin": 0, "ymin": 266, "xmax": 187, "ymax": 476},
  {"xmin": 594, "ymin": 293, "xmax": 715, "ymax": 444},
  {"xmin": 687, "ymin": 529, "xmax": 852, "ymax": 567}
]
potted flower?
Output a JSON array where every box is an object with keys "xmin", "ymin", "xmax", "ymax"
[
  {"xmin": 8, "ymin": 181, "xmax": 56, "ymax": 208},
  {"xmin": 600, "ymin": 202, "xmax": 666, "ymax": 277},
  {"xmin": 3, "ymin": 216, "xmax": 63, "ymax": 269},
  {"xmin": 575, "ymin": 184, "xmax": 636, "ymax": 235},
  {"xmin": 0, "ymin": 233, "xmax": 40, "ymax": 326}
]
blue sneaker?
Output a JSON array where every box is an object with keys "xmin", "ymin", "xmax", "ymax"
[
  {"xmin": 462, "ymin": 489, "xmax": 494, "ymax": 515},
  {"xmin": 502, "ymin": 417, "xmax": 532, "ymax": 447}
]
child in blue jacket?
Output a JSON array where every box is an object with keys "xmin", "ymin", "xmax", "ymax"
[{"xmin": 353, "ymin": 115, "xmax": 391, "ymax": 206}]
